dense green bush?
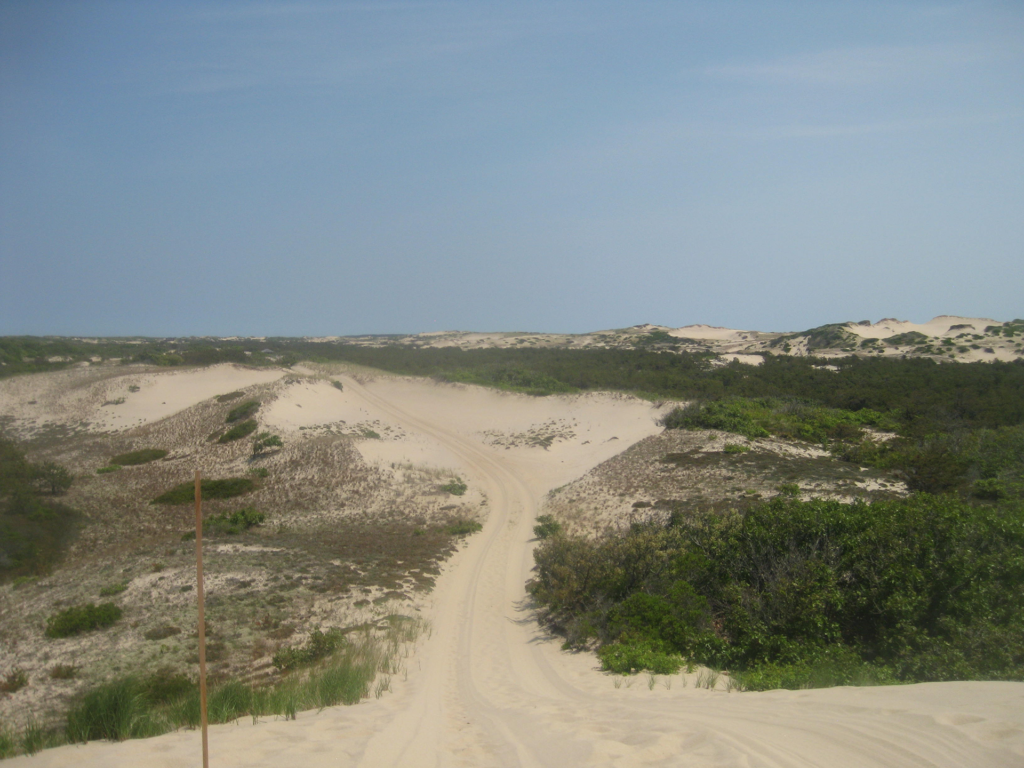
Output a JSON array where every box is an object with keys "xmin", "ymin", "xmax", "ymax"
[
  {"xmin": 46, "ymin": 603, "xmax": 123, "ymax": 638},
  {"xmin": 151, "ymin": 478, "xmax": 255, "ymax": 505},
  {"xmin": 529, "ymin": 496, "xmax": 1024, "ymax": 686},
  {"xmin": 108, "ymin": 449, "xmax": 167, "ymax": 466},
  {"xmin": 440, "ymin": 478, "xmax": 467, "ymax": 495},
  {"xmin": 225, "ymin": 400, "xmax": 260, "ymax": 423},
  {"xmin": 533, "ymin": 514, "xmax": 562, "ymax": 539},
  {"xmin": 444, "ymin": 519, "xmax": 482, "ymax": 536},
  {"xmin": 661, "ymin": 397, "xmax": 899, "ymax": 443},
  {"xmin": 218, "ymin": 419, "xmax": 258, "ymax": 443},
  {"xmin": 182, "ymin": 506, "xmax": 265, "ymax": 537}
]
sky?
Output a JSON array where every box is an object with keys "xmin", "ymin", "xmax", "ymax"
[{"xmin": 1, "ymin": 1, "xmax": 1022, "ymax": 337}]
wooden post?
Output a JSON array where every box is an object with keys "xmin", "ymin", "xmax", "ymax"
[{"xmin": 195, "ymin": 470, "xmax": 209, "ymax": 768}]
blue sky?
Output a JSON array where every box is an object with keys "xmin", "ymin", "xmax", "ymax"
[{"xmin": 1, "ymin": 1, "xmax": 1021, "ymax": 336}]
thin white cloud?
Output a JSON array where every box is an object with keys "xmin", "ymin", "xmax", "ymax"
[{"xmin": 706, "ymin": 43, "xmax": 997, "ymax": 87}]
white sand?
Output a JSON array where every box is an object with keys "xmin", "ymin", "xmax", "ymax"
[
  {"xmin": 845, "ymin": 316, "xmax": 1000, "ymax": 340},
  {"xmin": 0, "ymin": 364, "xmax": 285, "ymax": 435},
  {"xmin": 7, "ymin": 374, "xmax": 1024, "ymax": 767}
]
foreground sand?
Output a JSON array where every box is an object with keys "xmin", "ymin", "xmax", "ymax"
[{"xmin": 7, "ymin": 374, "xmax": 1024, "ymax": 767}]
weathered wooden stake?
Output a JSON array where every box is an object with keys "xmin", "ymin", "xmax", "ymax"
[{"xmin": 195, "ymin": 470, "xmax": 209, "ymax": 768}]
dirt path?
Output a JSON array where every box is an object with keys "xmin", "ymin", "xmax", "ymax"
[{"xmin": 10, "ymin": 376, "xmax": 1024, "ymax": 768}]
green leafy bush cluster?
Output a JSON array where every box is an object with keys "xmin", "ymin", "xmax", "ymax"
[
  {"xmin": 440, "ymin": 477, "xmax": 467, "ymax": 495},
  {"xmin": 225, "ymin": 400, "xmax": 260, "ymax": 423},
  {"xmin": 272, "ymin": 628, "xmax": 345, "ymax": 671},
  {"xmin": 108, "ymin": 448, "xmax": 167, "ymax": 466},
  {"xmin": 45, "ymin": 603, "xmax": 123, "ymax": 638},
  {"xmin": 96, "ymin": 465, "xmax": 120, "ymax": 474},
  {"xmin": 218, "ymin": 419, "xmax": 258, "ymax": 443},
  {"xmin": 597, "ymin": 639, "xmax": 682, "ymax": 675},
  {"xmin": 151, "ymin": 477, "xmax": 255, "ymax": 505},
  {"xmin": 207, "ymin": 507, "xmax": 265, "ymax": 535},
  {"xmin": 662, "ymin": 397, "xmax": 898, "ymax": 443},
  {"xmin": 529, "ymin": 496, "xmax": 1024, "ymax": 687},
  {"xmin": 533, "ymin": 514, "xmax": 562, "ymax": 539}
]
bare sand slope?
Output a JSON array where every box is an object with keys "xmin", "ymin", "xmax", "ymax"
[{"xmin": 10, "ymin": 376, "xmax": 1024, "ymax": 768}]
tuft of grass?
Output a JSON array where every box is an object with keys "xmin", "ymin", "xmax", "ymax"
[
  {"xmin": 152, "ymin": 477, "xmax": 255, "ymax": 505},
  {"xmin": 50, "ymin": 664, "xmax": 78, "ymax": 680},
  {"xmin": 0, "ymin": 668, "xmax": 28, "ymax": 693},
  {"xmin": 46, "ymin": 603, "xmax": 123, "ymax": 638},
  {"xmin": 99, "ymin": 581, "xmax": 129, "ymax": 597},
  {"xmin": 273, "ymin": 628, "xmax": 346, "ymax": 672},
  {"xmin": 440, "ymin": 477, "xmax": 467, "ymax": 496},
  {"xmin": 248, "ymin": 466, "xmax": 270, "ymax": 478},
  {"xmin": 723, "ymin": 444, "xmax": 749, "ymax": 454},
  {"xmin": 225, "ymin": 400, "xmax": 260, "ymax": 423},
  {"xmin": 108, "ymin": 449, "xmax": 167, "ymax": 466}
]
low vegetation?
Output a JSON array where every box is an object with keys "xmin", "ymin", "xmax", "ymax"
[
  {"xmin": 218, "ymin": 418, "xmax": 258, "ymax": 444},
  {"xmin": 181, "ymin": 507, "xmax": 265, "ymax": 539},
  {"xmin": 151, "ymin": 477, "xmax": 255, "ymax": 505},
  {"xmin": 0, "ymin": 438, "xmax": 80, "ymax": 582},
  {"xmin": 108, "ymin": 448, "xmax": 168, "ymax": 466},
  {"xmin": 529, "ymin": 495, "xmax": 1024, "ymax": 689},
  {"xmin": 440, "ymin": 477, "xmax": 467, "ymax": 496},
  {"xmin": 45, "ymin": 603, "xmax": 123, "ymax": 639},
  {"xmin": 225, "ymin": 400, "xmax": 260, "ymax": 423},
  {"xmin": 0, "ymin": 620, "xmax": 421, "ymax": 757}
]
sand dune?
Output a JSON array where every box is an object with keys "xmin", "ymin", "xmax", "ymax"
[{"xmin": 8, "ymin": 373, "xmax": 1023, "ymax": 768}]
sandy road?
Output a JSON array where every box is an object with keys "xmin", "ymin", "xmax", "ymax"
[
  {"xmin": 10, "ymin": 376, "xmax": 1024, "ymax": 768},
  {"xmin": 340, "ymin": 376, "xmax": 1024, "ymax": 768}
]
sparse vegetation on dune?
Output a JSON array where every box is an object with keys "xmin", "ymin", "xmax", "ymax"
[
  {"xmin": 0, "ymin": 619, "xmax": 423, "ymax": 756},
  {"xmin": 0, "ymin": 438, "xmax": 80, "ymax": 582}
]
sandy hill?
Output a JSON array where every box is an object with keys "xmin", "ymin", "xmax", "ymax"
[{"xmin": 1, "ymin": 362, "xmax": 1022, "ymax": 766}]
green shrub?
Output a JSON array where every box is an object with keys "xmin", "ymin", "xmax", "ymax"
[
  {"xmin": 444, "ymin": 519, "xmax": 482, "ymax": 536},
  {"xmin": 248, "ymin": 467, "xmax": 269, "ymax": 478},
  {"xmin": 440, "ymin": 478, "xmax": 467, "ymax": 496},
  {"xmin": 96, "ymin": 465, "xmax": 121, "ymax": 474},
  {"xmin": 533, "ymin": 514, "xmax": 562, "ymax": 539},
  {"xmin": 219, "ymin": 419, "xmax": 258, "ymax": 443},
  {"xmin": 597, "ymin": 639, "xmax": 683, "ymax": 675},
  {"xmin": 151, "ymin": 478, "xmax": 255, "ymax": 504},
  {"xmin": 225, "ymin": 400, "xmax": 260, "ymax": 423},
  {"xmin": 46, "ymin": 603, "xmax": 123, "ymax": 638},
  {"xmin": 99, "ymin": 581, "xmax": 129, "ymax": 597},
  {"xmin": 108, "ymin": 449, "xmax": 167, "ymax": 466},
  {"xmin": 251, "ymin": 432, "xmax": 283, "ymax": 456},
  {"xmin": 206, "ymin": 507, "xmax": 265, "ymax": 535},
  {"xmin": 273, "ymin": 628, "xmax": 345, "ymax": 671},
  {"xmin": 530, "ymin": 496, "xmax": 1024, "ymax": 686},
  {"xmin": 736, "ymin": 647, "xmax": 897, "ymax": 691},
  {"xmin": 723, "ymin": 444, "xmax": 749, "ymax": 454},
  {"xmin": 776, "ymin": 482, "xmax": 800, "ymax": 496}
]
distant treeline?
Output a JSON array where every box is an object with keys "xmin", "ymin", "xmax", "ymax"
[{"xmin": 3, "ymin": 336, "xmax": 1024, "ymax": 432}]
